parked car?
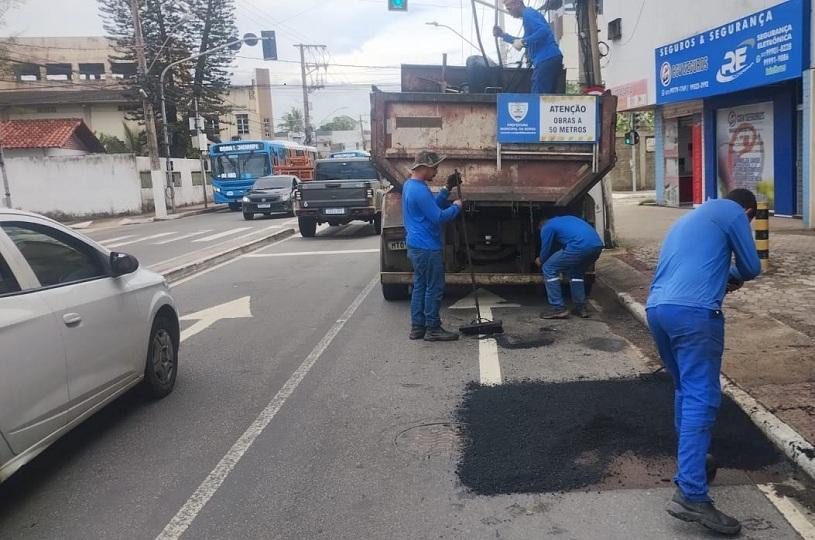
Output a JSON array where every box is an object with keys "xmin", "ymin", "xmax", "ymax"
[
  {"xmin": 0, "ymin": 209, "xmax": 180, "ymax": 483},
  {"xmin": 241, "ymin": 175, "xmax": 300, "ymax": 220}
]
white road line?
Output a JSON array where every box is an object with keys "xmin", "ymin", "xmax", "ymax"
[
  {"xmin": 193, "ymin": 227, "xmax": 251, "ymax": 243},
  {"xmin": 478, "ymin": 306, "xmax": 503, "ymax": 385},
  {"xmin": 156, "ymin": 276, "xmax": 378, "ymax": 540},
  {"xmin": 107, "ymin": 232, "xmax": 176, "ymax": 248},
  {"xmin": 153, "ymin": 230, "xmax": 213, "ymax": 245},
  {"xmin": 757, "ymin": 484, "xmax": 815, "ymax": 539},
  {"xmin": 246, "ymin": 249, "xmax": 378, "ymax": 258},
  {"xmin": 98, "ymin": 234, "xmax": 136, "ymax": 245},
  {"xmin": 168, "ymin": 235, "xmax": 296, "ymax": 288}
]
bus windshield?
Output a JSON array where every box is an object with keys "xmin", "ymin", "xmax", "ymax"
[{"xmin": 212, "ymin": 152, "xmax": 271, "ymax": 179}]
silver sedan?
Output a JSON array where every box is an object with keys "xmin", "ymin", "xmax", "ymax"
[{"xmin": 0, "ymin": 209, "xmax": 180, "ymax": 483}]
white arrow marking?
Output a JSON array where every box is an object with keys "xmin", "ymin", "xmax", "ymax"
[
  {"xmin": 450, "ymin": 289, "xmax": 520, "ymax": 386},
  {"xmin": 180, "ymin": 296, "xmax": 252, "ymax": 342}
]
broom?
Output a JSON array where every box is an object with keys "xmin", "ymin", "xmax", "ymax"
[{"xmin": 453, "ymin": 171, "xmax": 504, "ymax": 336}]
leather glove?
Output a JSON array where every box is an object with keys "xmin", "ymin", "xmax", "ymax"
[
  {"xmin": 492, "ymin": 25, "xmax": 503, "ymax": 38},
  {"xmin": 445, "ymin": 171, "xmax": 462, "ymax": 191},
  {"xmin": 512, "ymin": 38, "xmax": 524, "ymax": 51}
]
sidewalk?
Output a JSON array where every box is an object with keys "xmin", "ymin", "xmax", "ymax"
[
  {"xmin": 599, "ymin": 196, "xmax": 815, "ymax": 474},
  {"xmin": 67, "ymin": 202, "xmax": 227, "ymax": 231}
]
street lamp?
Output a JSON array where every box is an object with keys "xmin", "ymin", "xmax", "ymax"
[
  {"xmin": 158, "ymin": 33, "xmax": 260, "ymax": 213},
  {"xmin": 425, "ymin": 22, "xmax": 481, "ymax": 51}
]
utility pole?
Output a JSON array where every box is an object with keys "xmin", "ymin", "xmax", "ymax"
[
  {"xmin": 129, "ymin": 0, "xmax": 167, "ymax": 219},
  {"xmin": 0, "ymin": 145, "xmax": 11, "ymax": 208},
  {"xmin": 359, "ymin": 115, "xmax": 366, "ymax": 151},
  {"xmin": 194, "ymin": 97, "xmax": 208, "ymax": 208},
  {"xmin": 294, "ymin": 43, "xmax": 327, "ymax": 145}
]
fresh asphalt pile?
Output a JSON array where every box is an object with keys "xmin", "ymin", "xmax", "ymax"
[{"xmin": 456, "ymin": 373, "xmax": 783, "ymax": 496}]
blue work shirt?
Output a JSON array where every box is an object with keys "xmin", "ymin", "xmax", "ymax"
[
  {"xmin": 647, "ymin": 199, "xmax": 762, "ymax": 311},
  {"xmin": 540, "ymin": 216, "xmax": 604, "ymax": 263},
  {"xmin": 502, "ymin": 6, "xmax": 562, "ymax": 67},
  {"xmin": 402, "ymin": 178, "xmax": 460, "ymax": 251}
]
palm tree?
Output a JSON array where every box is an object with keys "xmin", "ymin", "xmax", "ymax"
[{"xmin": 277, "ymin": 107, "xmax": 305, "ymax": 133}]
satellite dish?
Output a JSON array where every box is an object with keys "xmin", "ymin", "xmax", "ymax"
[{"xmin": 243, "ymin": 33, "xmax": 259, "ymax": 47}]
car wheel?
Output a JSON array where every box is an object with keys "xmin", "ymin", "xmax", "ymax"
[
  {"xmin": 228, "ymin": 203, "xmax": 241, "ymax": 212},
  {"xmin": 298, "ymin": 216, "xmax": 317, "ymax": 237},
  {"xmin": 243, "ymin": 211, "xmax": 255, "ymax": 220},
  {"xmin": 372, "ymin": 212, "xmax": 382, "ymax": 235},
  {"xmin": 143, "ymin": 315, "xmax": 178, "ymax": 399}
]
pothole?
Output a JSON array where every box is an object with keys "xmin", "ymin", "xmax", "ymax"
[
  {"xmin": 394, "ymin": 422, "xmax": 461, "ymax": 458},
  {"xmin": 495, "ymin": 334, "xmax": 554, "ymax": 349}
]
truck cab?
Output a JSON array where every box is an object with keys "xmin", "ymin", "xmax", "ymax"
[{"xmin": 294, "ymin": 158, "xmax": 388, "ymax": 237}]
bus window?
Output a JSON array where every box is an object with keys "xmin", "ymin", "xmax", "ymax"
[{"xmin": 295, "ymin": 149, "xmax": 304, "ymax": 157}]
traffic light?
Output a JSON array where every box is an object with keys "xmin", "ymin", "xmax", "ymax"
[
  {"xmin": 261, "ymin": 31, "xmax": 277, "ymax": 61},
  {"xmin": 388, "ymin": 0, "xmax": 407, "ymax": 11},
  {"xmin": 624, "ymin": 130, "xmax": 640, "ymax": 145}
]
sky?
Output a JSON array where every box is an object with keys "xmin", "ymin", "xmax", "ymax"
[{"xmin": 2, "ymin": 0, "xmax": 532, "ymax": 127}]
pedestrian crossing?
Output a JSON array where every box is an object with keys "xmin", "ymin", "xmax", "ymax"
[{"xmin": 96, "ymin": 226, "xmax": 276, "ymax": 249}]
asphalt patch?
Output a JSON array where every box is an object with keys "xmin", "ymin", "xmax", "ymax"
[
  {"xmin": 456, "ymin": 373, "xmax": 783, "ymax": 496},
  {"xmin": 495, "ymin": 333, "xmax": 554, "ymax": 350}
]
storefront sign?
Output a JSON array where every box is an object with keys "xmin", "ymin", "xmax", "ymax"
[
  {"xmin": 497, "ymin": 94, "xmax": 598, "ymax": 143},
  {"xmin": 655, "ymin": 0, "xmax": 804, "ymax": 104},
  {"xmin": 716, "ymin": 102, "xmax": 775, "ymax": 207}
]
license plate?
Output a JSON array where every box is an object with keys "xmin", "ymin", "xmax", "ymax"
[
  {"xmin": 257, "ymin": 203, "xmax": 271, "ymax": 209},
  {"xmin": 325, "ymin": 208, "xmax": 345, "ymax": 215},
  {"xmin": 388, "ymin": 240, "xmax": 406, "ymax": 251}
]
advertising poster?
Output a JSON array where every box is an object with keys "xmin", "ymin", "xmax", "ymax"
[
  {"xmin": 716, "ymin": 102, "xmax": 774, "ymax": 207},
  {"xmin": 663, "ymin": 119, "xmax": 680, "ymax": 207}
]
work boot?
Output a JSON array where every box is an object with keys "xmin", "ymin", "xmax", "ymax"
[
  {"xmin": 540, "ymin": 306, "xmax": 571, "ymax": 320},
  {"xmin": 409, "ymin": 326, "xmax": 426, "ymax": 340},
  {"xmin": 424, "ymin": 326, "xmax": 459, "ymax": 342},
  {"xmin": 573, "ymin": 305, "xmax": 590, "ymax": 318},
  {"xmin": 665, "ymin": 489, "xmax": 741, "ymax": 536}
]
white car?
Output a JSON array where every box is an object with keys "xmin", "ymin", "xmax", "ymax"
[{"xmin": 0, "ymin": 209, "xmax": 179, "ymax": 483}]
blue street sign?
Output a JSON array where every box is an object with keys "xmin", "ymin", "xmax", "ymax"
[
  {"xmin": 655, "ymin": 0, "xmax": 805, "ymax": 104},
  {"xmin": 497, "ymin": 94, "xmax": 541, "ymax": 143}
]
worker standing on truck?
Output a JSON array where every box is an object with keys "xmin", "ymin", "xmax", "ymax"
[
  {"xmin": 646, "ymin": 189, "xmax": 761, "ymax": 536},
  {"xmin": 403, "ymin": 151, "xmax": 463, "ymax": 342},
  {"xmin": 535, "ymin": 214, "xmax": 603, "ymax": 319},
  {"xmin": 493, "ymin": 0, "xmax": 564, "ymax": 94}
]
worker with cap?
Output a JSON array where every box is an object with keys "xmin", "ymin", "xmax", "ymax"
[
  {"xmin": 647, "ymin": 189, "xmax": 761, "ymax": 536},
  {"xmin": 402, "ymin": 151, "xmax": 463, "ymax": 342},
  {"xmin": 493, "ymin": 0, "xmax": 564, "ymax": 94},
  {"xmin": 535, "ymin": 213, "xmax": 603, "ymax": 319}
]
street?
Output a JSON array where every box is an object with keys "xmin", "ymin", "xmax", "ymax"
[{"xmin": 0, "ymin": 214, "xmax": 810, "ymax": 539}]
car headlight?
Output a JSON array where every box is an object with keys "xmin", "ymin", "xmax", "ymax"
[
  {"xmin": 213, "ymin": 186, "xmax": 221, "ymax": 193},
  {"xmin": 281, "ymin": 192, "xmax": 291, "ymax": 201},
  {"xmin": 242, "ymin": 196, "xmax": 250, "ymax": 203}
]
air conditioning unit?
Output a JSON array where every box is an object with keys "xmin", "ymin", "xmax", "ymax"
[{"xmin": 608, "ymin": 18, "xmax": 622, "ymax": 41}]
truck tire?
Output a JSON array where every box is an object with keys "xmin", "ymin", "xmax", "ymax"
[
  {"xmin": 299, "ymin": 216, "xmax": 317, "ymax": 237},
  {"xmin": 243, "ymin": 211, "xmax": 255, "ymax": 221},
  {"xmin": 372, "ymin": 212, "xmax": 382, "ymax": 235},
  {"xmin": 382, "ymin": 283, "xmax": 410, "ymax": 301}
]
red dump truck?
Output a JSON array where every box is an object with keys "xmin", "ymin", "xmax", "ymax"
[{"xmin": 372, "ymin": 64, "xmax": 618, "ymax": 300}]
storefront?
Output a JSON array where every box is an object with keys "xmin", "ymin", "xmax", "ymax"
[{"xmin": 653, "ymin": 0, "xmax": 808, "ymax": 214}]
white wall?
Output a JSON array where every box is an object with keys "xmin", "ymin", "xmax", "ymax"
[
  {"xmin": 603, "ymin": 0, "xmax": 777, "ymax": 106},
  {"xmin": 136, "ymin": 157, "xmax": 210, "ymax": 209},
  {"xmin": 5, "ymin": 154, "xmax": 143, "ymax": 217}
]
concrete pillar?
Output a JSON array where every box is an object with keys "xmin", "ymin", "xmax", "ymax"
[
  {"xmin": 803, "ymin": 69, "xmax": 814, "ymax": 228},
  {"xmin": 654, "ymin": 111, "xmax": 665, "ymax": 205},
  {"xmin": 151, "ymin": 170, "xmax": 168, "ymax": 219}
]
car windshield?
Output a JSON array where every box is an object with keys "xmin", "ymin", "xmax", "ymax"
[
  {"xmin": 315, "ymin": 161, "xmax": 378, "ymax": 181},
  {"xmin": 254, "ymin": 177, "xmax": 293, "ymax": 189}
]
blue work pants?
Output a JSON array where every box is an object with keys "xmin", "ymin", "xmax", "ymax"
[
  {"xmin": 542, "ymin": 247, "xmax": 602, "ymax": 308},
  {"xmin": 647, "ymin": 304, "xmax": 725, "ymax": 502},
  {"xmin": 407, "ymin": 248, "xmax": 445, "ymax": 329},
  {"xmin": 532, "ymin": 55, "xmax": 563, "ymax": 94}
]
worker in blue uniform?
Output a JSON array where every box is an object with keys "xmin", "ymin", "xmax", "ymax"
[
  {"xmin": 535, "ymin": 214, "xmax": 604, "ymax": 319},
  {"xmin": 402, "ymin": 151, "xmax": 463, "ymax": 342},
  {"xmin": 493, "ymin": 0, "xmax": 564, "ymax": 94},
  {"xmin": 647, "ymin": 189, "xmax": 761, "ymax": 536}
]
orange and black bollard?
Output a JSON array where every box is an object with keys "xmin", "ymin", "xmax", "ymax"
[{"xmin": 755, "ymin": 201, "xmax": 769, "ymax": 272}]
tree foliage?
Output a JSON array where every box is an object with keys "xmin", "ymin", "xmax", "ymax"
[
  {"xmin": 278, "ymin": 108, "xmax": 305, "ymax": 134},
  {"xmin": 319, "ymin": 115, "xmax": 357, "ymax": 132}
]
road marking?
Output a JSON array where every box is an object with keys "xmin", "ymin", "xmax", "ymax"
[
  {"xmin": 450, "ymin": 289, "xmax": 520, "ymax": 386},
  {"xmin": 246, "ymin": 249, "xmax": 379, "ymax": 258},
  {"xmin": 107, "ymin": 232, "xmax": 176, "ymax": 248},
  {"xmin": 193, "ymin": 227, "xmax": 251, "ymax": 243},
  {"xmin": 167, "ymin": 235, "xmax": 296, "ymax": 288},
  {"xmin": 153, "ymin": 230, "xmax": 213, "ymax": 245},
  {"xmin": 180, "ymin": 296, "xmax": 252, "ymax": 342},
  {"xmin": 757, "ymin": 484, "xmax": 815, "ymax": 539},
  {"xmin": 98, "ymin": 234, "xmax": 136, "ymax": 245},
  {"xmin": 156, "ymin": 276, "xmax": 378, "ymax": 540}
]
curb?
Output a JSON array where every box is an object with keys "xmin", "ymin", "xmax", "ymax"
[
  {"xmin": 599, "ymin": 277, "xmax": 815, "ymax": 482},
  {"xmin": 160, "ymin": 228, "xmax": 295, "ymax": 284},
  {"xmin": 154, "ymin": 205, "xmax": 227, "ymax": 221}
]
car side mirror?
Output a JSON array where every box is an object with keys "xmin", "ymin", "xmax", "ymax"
[{"xmin": 110, "ymin": 252, "xmax": 139, "ymax": 277}]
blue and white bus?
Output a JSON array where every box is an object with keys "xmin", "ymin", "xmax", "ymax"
[
  {"xmin": 329, "ymin": 150, "xmax": 371, "ymax": 159},
  {"xmin": 209, "ymin": 140, "xmax": 317, "ymax": 209}
]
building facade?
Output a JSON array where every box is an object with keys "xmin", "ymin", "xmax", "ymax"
[{"xmin": 603, "ymin": 0, "xmax": 813, "ymax": 226}]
